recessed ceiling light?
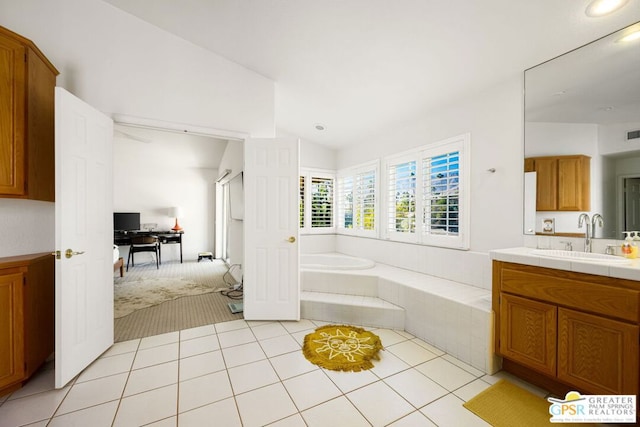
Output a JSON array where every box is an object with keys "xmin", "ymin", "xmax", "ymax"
[
  {"xmin": 315, "ymin": 124, "xmax": 325, "ymax": 131},
  {"xmin": 617, "ymin": 29, "xmax": 640, "ymax": 42},
  {"xmin": 585, "ymin": 0, "xmax": 630, "ymax": 17}
]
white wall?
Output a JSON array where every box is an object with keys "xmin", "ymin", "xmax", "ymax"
[
  {"xmin": 218, "ymin": 141, "xmax": 244, "ymax": 270},
  {"xmin": 334, "ymin": 77, "xmax": 524, "ymax": 288},
  {"xmin": 599, "ymin": 121, "xmax": 640, "ymax": 156},
  {"xmin": 113, "ymin": 134, "xmax": 226, "ymax": 262},
  {"xmin": 0, "ymin": 0, "xmax": 275, "ymax": 258},
  {"xmin": 0, "ymin": 200, "xmax": 55, "ymax": 257},
  {"xmin": 300, "ymin": 139, "xmax": 337, "ymax": 170}
]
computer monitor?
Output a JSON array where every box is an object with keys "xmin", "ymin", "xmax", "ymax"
[{"xmin": 113, "ymin": 212, "xmax": 140, "ymax": 231}]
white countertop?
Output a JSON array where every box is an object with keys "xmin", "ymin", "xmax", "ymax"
[{"xmin": 490, "ymin": 247, "xmax": 640, "ymax": 281}]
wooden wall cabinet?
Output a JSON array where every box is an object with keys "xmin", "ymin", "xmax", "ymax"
[
  {"xmin": 493, "ymin": 261, "xmax": 639, "ymax": 396},
  {"xmin": 524, "ymin": 155, "xmax": 590, "ymax": 211},
  {"xmin": 0, "ymin": 25, "xmax": 58, "ymax": 202},
  {"xmin": 0, "ymin": 253, "xmax": 54, "ymax": 397}
]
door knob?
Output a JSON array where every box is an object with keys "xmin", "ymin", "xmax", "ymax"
[
  {"xmin": 287, "ymin": 236, "xmax": 296, "ymax": 243},
  {"xmin": 51, "ymin": 251, "xmax": 61, "ymax": 260},
  {"xmin": 65, "ymin": 249, "xmax": 86, "ymax": 259}
]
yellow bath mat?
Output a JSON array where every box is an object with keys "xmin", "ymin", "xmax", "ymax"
[
  {"xmin": 463, "ymin": 380, "xmax": 596, "ymax": 427},
  {"xmin": 302, "ymin": 324, "xmax": 383, "ymax": 372}
]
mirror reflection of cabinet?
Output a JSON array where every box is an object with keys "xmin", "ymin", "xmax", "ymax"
[{"xmin": 524, "ymin": 155, "xmax": 590, "ymax": 211}]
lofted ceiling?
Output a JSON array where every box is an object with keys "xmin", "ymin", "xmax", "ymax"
[{"xmin": 103, "ymin": 0, "xmax": 640, "ymax": 148}]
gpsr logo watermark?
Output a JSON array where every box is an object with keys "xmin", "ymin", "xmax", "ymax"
[{"xmin": 548, "ymin": 391, "xmax": 636, "ymax": 423}]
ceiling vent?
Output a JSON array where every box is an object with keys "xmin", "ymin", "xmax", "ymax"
[{"xmin": 627, "ymin": 130, "xmax": 640, "ymax": 141}]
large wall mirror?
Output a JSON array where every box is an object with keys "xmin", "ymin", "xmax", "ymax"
[{"xmin": 524, "ymin": 21, "xmax": 640, "ymax": 239}]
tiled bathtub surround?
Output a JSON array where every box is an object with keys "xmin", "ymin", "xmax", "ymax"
[
  {"xmin": 336, "ymin": 235, "xmax": 492, "ymax": 290},
  {"xmin": 0, "ymin": 318, "xmax": 541, "ymax": 427},
  {"xmin": 301, "ymin": 235, "xmax": 493, "ymax": 290},
  {"xmin": 301, "ymin": 262, "xmax": 493, "ymax": 374}
]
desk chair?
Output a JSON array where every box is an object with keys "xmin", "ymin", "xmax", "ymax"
[{"xmin": 127, "ymin": 235, "xmax": 160, "ymax": 271}]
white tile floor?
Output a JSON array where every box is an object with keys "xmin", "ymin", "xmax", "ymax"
[{"xmin": 0, "ymin": 319, "xmax": 547, "ymax": 427}]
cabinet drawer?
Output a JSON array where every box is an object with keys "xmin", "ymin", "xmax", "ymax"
[{"xmin": 501, "ymin": 267, "xmax": 640, "ymax": 322}]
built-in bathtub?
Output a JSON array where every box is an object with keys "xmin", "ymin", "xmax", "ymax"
[
  {"xmin": 300, "ymin": 253, "xmax": 375, "ymax": 270},
  {"xmin": 300, "ymin": 253, "xmax": 403, "ymax": 330}
]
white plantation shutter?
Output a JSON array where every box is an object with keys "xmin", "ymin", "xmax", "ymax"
[
  {"xmin": 355, "ymin": 169, "xmax": 376, "ymax": 230},
  {"xmin": 386, "ymin": 158, "xmax": 417, "ymax": 239},
  {"xmin": 299, "ymin": 176, "xmax": 305, "ymax": 228},
  {"xmin": 337, "ymin": 161, "xmax": 378, "ymax": 236},
  {"xmin": 422, "ymin": 151, "xmax": 459, "ymax": 236},
  {"xmin": 337, "ymin": 176, "xmax": 354, "ymax": 229},
  {"xmin": 299, "ymin": 169, "xmax": 335, "ymax": 233},
  {"xmin": 310, "ymin": 177, "xmax": 333, "ymax": 228}
]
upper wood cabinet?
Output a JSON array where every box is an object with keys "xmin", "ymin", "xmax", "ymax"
[
  {"xmin": 0, "ymin": 26, "xmax": 58, "ymax": 202},
  {"xmin": 524, "ymin": 155, "xmax": 590, "ymax": 211}
]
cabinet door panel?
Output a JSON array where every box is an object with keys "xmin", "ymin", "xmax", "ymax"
[
  {"xmin": 0, "ymin": 33, "xmax": 26, "ymax": 196},
  {"xmin": 500, "ymin": 293, "xmax": 557, "ymax": 376},
  {"xmin": 558, "ymin": 308, "xmax": 638, "ymax": 395},
  {"xmin": 533, "ymin": 158, "xmax": 557, "ymax": 211},
  {"xmin": 557, "ymin": 158, "xmax": 589, "ymax": 211},
  {"xmin": 0, "ymin": 272, "xmax": 24, "ymax": 389}
]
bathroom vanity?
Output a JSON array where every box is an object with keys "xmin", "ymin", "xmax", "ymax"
[{"xmin": 491, "ymin": 248, "xmax": 639, "ymax": 397}]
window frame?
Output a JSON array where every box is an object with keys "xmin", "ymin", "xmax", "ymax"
[
  {"xmin": 299, "ymin": 168, "xmax": 336, "ymax": 234},
  {"xmin": 382, "ymin": 133, "xmax": 470, "ymax": 249},
  {"xmin": 336, "ymin": 160, "xmax": 379, "ymax": 238}
]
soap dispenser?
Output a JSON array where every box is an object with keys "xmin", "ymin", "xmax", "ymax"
[
  {"xmin": 632, "ymin": 231, "xmax": 640, "ymax": 259},
  {"xmin": 622, "ymin": 232, "xmax": 633, "ymax": 257}
]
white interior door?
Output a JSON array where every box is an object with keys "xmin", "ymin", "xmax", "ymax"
[
  {"xmin": 55, "ymin": 87, "xmax": 114, "ymax": 388},
  {"xmin": 244, "ymin": 138, "xmax": 300, "ymax": 320}
]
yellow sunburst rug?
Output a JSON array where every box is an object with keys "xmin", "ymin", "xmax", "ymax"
[{"xmin": 302, "ymin": 324, "xmax": 383, "ymax": 372}]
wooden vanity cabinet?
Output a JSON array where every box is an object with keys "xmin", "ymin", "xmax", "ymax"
[
  {"xmin": 0, "ymin": 253, "xmax": 54, "ymax": 396},
  {"xmin": 0, "ymin": 25, "xmax": 58, "ymax": 201},
  {"xmin": 524, "ymin": 155, "xmax": 590, "ymax": 211},
  {"xmin": 493, "ymin": 261, "xmax": 639, "ymax": 396}
]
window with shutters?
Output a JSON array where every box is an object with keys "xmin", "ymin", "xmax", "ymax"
[
  {"xmin": 337, "ymin": 161, "xmax": 378, "ymax": 237},
  {"xmin": 383, "ymin": 133, "xmax": 470, "ymax": 249},
  {"xmin": 299, "ymin": 169, "xmax": 335, "ymax": 234},
  {"xmin": 299, "ymin": 176, "xmax": 305, "ymax": 228}
]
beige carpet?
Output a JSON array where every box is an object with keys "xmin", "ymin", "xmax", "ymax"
[
  {"xmin": 113, "ymin": 259, "xmax": 243, "ymax": 342},
  {"xmin": 115, "ymin": 277, "xmax": 217, "ymax": 318}
]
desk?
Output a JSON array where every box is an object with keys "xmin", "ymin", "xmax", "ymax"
[{"xmin": 114, "ymin": 230, "xmax": 184, "ymax": 264}]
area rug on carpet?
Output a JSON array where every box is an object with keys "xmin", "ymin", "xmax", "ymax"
[
  {"xmin": 463, "ymin": 379, "xmax": 596, "ymax": 427},
  {"xmin": 302, "ymin": 324, "xmax": 383, "ymax": 372},
  {"xmin": 114, "ymin": 277, "xmax": 215, "ymax": 318}
]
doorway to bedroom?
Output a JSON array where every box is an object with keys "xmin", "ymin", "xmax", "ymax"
[{"xmin": 112, "ymin": 123, "xmax": 244, "ymax": 341}]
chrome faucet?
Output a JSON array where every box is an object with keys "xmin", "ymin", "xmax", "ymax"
[
  {"xmin": 591, "ymin": 213, "xmax": 603, "ymax": 240},
  {"xmin": 578, "ymin": 213, "xmax": 591, "ymax": 252}
]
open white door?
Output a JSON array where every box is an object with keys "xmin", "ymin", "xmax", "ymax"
[
  {"xmin": 244, "ymin": 138, "xmax": 300, "ymax": 320},
  {"xmin": 54, "ymin": 88, "xmax": 114, "ymax": 388}
]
